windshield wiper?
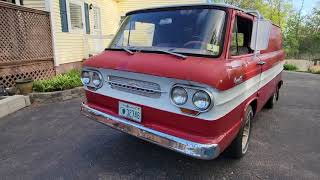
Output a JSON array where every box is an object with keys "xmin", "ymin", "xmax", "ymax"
[
  {"xmin": 147, "ymin": 49, "xmax": 187, "ymax": 59},
  {"xmin": 121, "ymin": 47, "xmax": 134, "ymax": 55},
  {"xmin": 106, "ymin": 47, "xmax": 134, "ymax": 55},
  {"xmin": 107, "ymin": 47, "xmax": 187, "ymax": 59}
]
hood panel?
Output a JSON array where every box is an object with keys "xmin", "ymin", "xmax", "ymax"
[{"xmin": 83, "ymin": 51, "xmax": 229, "ymax": 90}]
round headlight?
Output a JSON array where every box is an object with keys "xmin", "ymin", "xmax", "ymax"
[
  {"xmin": 81, "ymin": 71, "xmax": 90, "ymax": 85},
  {"xmin": 92, "ymin": 72, "xmax": 102, "ymax": 87},
  {"xmin": 171, "ymin": 86, "xmax": 188, "ymax": 105},
  {"xmin": 192, "ymin": 90, "xmax": 211, "ymax": 110}
]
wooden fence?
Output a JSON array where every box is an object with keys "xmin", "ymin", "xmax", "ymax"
[{"xmin": 0, "ymin": 1, "xmax": 54, "ymax": 88}]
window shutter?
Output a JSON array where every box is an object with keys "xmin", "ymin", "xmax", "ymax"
[
  {"xmin": 59, "ymin": 0, "xmax": 69, "ymax": 32},
  {"xmin": 84, "ymin": 3, "xmax": 90, "ymax": 34}
]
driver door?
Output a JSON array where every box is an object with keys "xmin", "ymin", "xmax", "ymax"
[{"xmin": 227, "ymin": 12, "xmax": 259, "ymax": 90}]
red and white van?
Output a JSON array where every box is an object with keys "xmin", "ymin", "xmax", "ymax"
[{"xmin": 80, "ymin": 4, "xmax": 285, "ymax": 160}]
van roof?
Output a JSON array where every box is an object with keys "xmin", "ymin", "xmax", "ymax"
[
  {"xmin": 125, "ymin": 3, "xmax": 282, "ymax": 28},
  {"xmin": 126, "ymin": 3, "xmax": 248, "ymax": 16}
]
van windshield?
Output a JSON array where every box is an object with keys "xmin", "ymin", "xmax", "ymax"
[{"xmin": 109, "ymin": 8, "xmax": 226, "ymax": 57}]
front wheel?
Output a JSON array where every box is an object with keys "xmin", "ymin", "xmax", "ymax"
[{"xmin": 226, "ymin": 105, "xmax": 253, "ymax": 158}]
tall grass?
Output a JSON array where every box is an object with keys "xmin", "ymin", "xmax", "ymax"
[{"xmin": 308, "ymin": 65, "xmax": 320, "ymax": 74}]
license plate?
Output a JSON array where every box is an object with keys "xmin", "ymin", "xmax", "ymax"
[{"xmin": 119, "ymin": 102, "xmax": 142, "ymax": 122}]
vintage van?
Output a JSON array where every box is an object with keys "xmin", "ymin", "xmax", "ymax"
[{"xmin": 80, "ymin": 4, "xmax": 285, "ymax": 160}]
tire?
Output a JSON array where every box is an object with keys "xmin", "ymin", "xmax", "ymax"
[
  {"xmin": 226, "ymin": 106, "xmax": 253, "ymax": 158},
  {"xmin": 265, "ymin": 87, "xmax": 278, "ymax": 109},
  {"xmin": 275, "ymin": 85, "xmax": 280, "ymax": 101}
]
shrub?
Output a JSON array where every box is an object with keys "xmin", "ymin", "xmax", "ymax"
[
  {"xmin": 33, "ymin": 69, "xmax": 82, "ymax": 92},
  {"xmin": 283, "ymin": 64, "xmax": 298, "ymax": 71},
  {"xmin": 308, "ymin": 65, "xmax": 320, "ymax": 74}
]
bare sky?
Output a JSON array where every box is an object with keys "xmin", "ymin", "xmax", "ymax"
[{"xmin": 293, "ymin": 0, "xmax": 319, "ymax": 14}]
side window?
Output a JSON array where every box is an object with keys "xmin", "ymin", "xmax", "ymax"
[{"xmin": 230, "ymin": 16, "xmax": 253, "ymax": 56}]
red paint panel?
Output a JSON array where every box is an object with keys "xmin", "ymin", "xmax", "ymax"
[
  {"xmin": 261, "ymin": 25, "xmax": 284, "ymax": 53},
  {"xmin": 84, "ymin": 51, "xmax": 231, "ymax": 91}
]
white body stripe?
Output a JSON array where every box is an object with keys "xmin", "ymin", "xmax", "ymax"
[{"xmin": 85, "ymin": 61, "xmax": 284, "ymax": 121}]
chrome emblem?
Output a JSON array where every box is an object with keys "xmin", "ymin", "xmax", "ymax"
[{"xmin": 234, "ymin": 75, "xmax": 243, "ymax": 85}]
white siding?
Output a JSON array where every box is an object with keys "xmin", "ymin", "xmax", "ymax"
[
  {"xmin": 23, "ymin": 0, "xmax": 46, "ymax": 11},
  {"xmin": 52, "ymin": 0, "xmax": 120, "ymax": 65}
]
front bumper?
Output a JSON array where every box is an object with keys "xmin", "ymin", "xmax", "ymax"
[{"xmin": 80, "ymin": 103, "xmax": 220, "ymax": 160}]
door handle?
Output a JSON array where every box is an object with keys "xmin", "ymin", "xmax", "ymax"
[{"xmin": 257, "ymin": 61, "xmax": 266, "ymax": 65}]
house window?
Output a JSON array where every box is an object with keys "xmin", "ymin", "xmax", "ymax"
[
  {"xmin": 230, "ymin": 16, "xmax": 253, "ymax": 56},
  {"xmin": 69, "ymin": 2, "xmax": 83, "ymax": 30},
  {"xmin": 93, "ymin": 7, "xmax": 101, "ymax": 30}
]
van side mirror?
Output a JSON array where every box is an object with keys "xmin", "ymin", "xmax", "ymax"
[{"xmin": 250, "ymin": 19, "xmax": 272, "ymax": 51}]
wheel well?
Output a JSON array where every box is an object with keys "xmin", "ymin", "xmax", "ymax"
[
  {"xmin": 249, "ymin": 99, "xmax": 258, "ymax": 116},
  {"xmin": 278, "ymin": 80, "xmax": 283, "ymax": 89}
]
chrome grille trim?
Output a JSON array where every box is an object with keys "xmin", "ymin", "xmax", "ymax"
[{"xmin": 107, "ymin": 76, "xmax": 163, "ymax": 98}]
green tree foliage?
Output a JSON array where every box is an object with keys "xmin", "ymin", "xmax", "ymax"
[
  {"xmin": 284, "ymin": 7, "xmax": 320, "ymax": 59},
  {"xmin": 213, "ymin": 0, "xmax": 320, "ymax": 60},
  {"xmin": 283, "ymin": 11, "xmax": 300, "ymax": 57},
  {"xmin": 212, "ymin": 0, "xmax": 292, "ymax": 28},
  {"xmin": 298, "ymin": 8, "xmax": 320, "ymax": 60}
]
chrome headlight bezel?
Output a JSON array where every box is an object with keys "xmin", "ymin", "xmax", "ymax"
[
  {"xmin": 170, "ymin": 84, "xmax": 214, "ymax": 114},
  {"xmin": 170, "ymin": 86, "xmax": 188, "ymax": 105},
  {"xmin": 192, "ymin": 90, "xmax": 211, "ymax": 111},
  {"xmin": 92, "ymin": 72, "xmax": 103, "ymax": 88},
  {"xmin": 81, "ymin": 71, "xmax": 91, "ymax": 85},
  {"xmin": 81, "ymin": 69, "xmax": 104, "ymax": 90}
]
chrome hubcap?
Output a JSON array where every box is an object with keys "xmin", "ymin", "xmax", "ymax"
[{"xmin": 242, "ymin": 111, "xmax": 252, "ymax": 154}]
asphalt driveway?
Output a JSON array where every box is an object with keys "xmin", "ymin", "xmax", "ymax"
[{"xmin": 0, "ymin": 71, "xmax": 319, "ymax": 180}]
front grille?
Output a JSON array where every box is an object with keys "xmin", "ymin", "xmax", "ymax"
[{"xmin": 107, "ymin": 76, "xmax": 162, "ymax": 98}]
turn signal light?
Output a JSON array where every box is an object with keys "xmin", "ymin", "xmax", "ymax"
[{"xmin": 179, "ymin": 108, "xmax": 200, "ymax": 116}]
